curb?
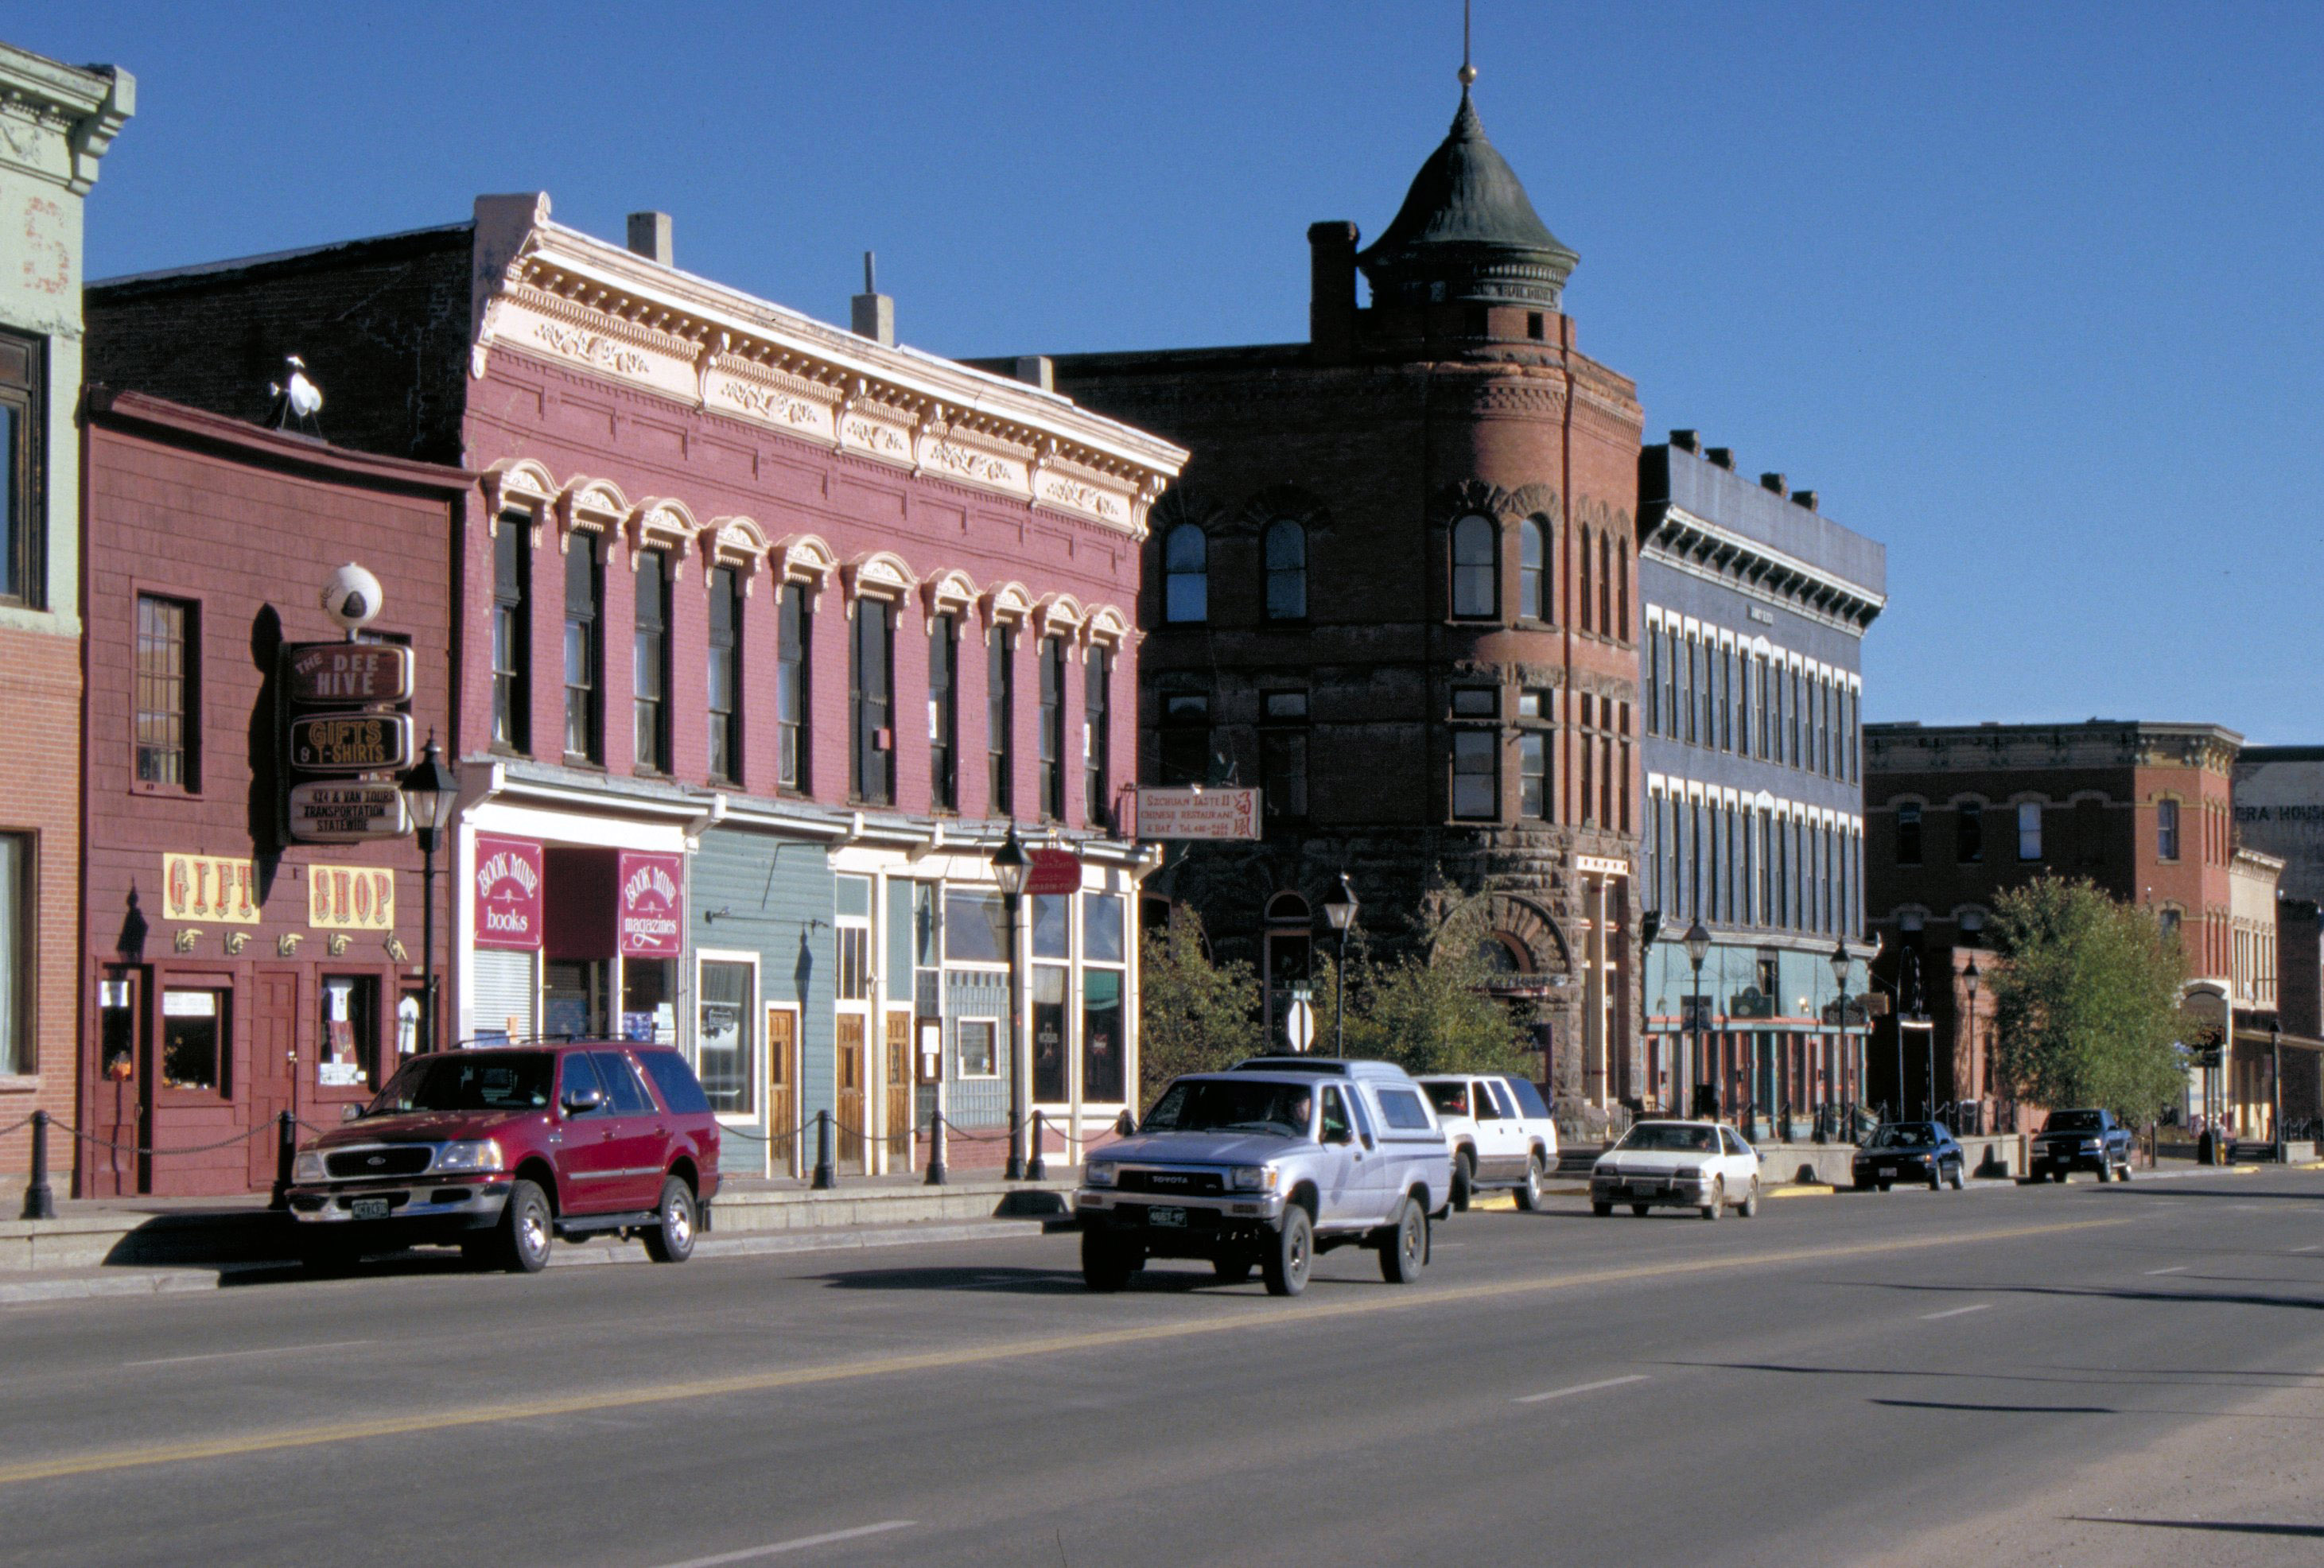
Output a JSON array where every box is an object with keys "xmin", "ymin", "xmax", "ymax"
[{"xmin": 1767, "ymin": 1183, "xmax": 1835, "ymax": 1199}]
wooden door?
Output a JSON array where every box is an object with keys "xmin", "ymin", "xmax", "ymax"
[
  {"xmin": 247, "ymin": 968, "xmax": 301, "ymax": 1189},
  {"xmin": 836, "ymin": 1015, "xmax": 867, "ymax": 1172},
  {"xmin": 764, "ymin": 1007, "xmax": 798, "ymax": 1177},
  {"xmin": 885, "ymin": 1010, "xmax": 914, "ymax": 1168}
]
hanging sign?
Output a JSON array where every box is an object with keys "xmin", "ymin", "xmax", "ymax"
[
  {"xmin": 1027, "ymin": 848, "xmax": 1083, "ymax": 896},
  {"xmin": 308, "ymin": 864, "xmax": 397, "ymax": 931},
  {"xmin": 162, "ymin": 854, "xmax": 260, "ymax": 924},
  {"xmin": 286, "ymin": 642, "xmax": 414, "ymax": 706},
  {"xmin": 474, "ymin": 835, "xmax": 544, "ymax": 949},
  {"xmin": 288, "ymin": 781, "xmax": 410, "ymax": 841},
  {"xmin": 618, "ymin": 851, "xmax": 685, "ymax": 957},
  {"xmin": 1136, "ymin": 786, "xmax": 1260, "ymax": 840},
  {"xmin": 290, "ymin": 712, "xmax": 412, "ymax": 773}
]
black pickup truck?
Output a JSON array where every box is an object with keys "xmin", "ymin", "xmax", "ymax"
[{"xmin": 2031, "ymin": 1108, "xmax": 2134, "ymax": 1182}]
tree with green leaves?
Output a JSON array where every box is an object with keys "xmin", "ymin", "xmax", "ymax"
[
  {"xmin": 1332, "ymin": 943, "xmax": 1534, "ymax": 1080},
  {"xmin": 1137, "ymin": 911, "xmax": 1263, "ymax": 1100},
  {"xmin": 1988, "ymin": 877, "xmax": 2187, "ymax": 1121}
]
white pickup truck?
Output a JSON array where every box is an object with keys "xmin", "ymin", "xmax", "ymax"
[{"xmin": 1416, "ymin": 1073, "xmax": 1560, "ymax": 1212}]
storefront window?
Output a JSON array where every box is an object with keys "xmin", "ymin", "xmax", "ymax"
[
  {"xmin": 319, "ymin": 974, "xmax": 379, "ymax": 1089},
  {"xmin": 622, "ymin": 959, "xmax": 675, "ymax": 1043},
  {"xmin": 696, "ymin": 959, "xmax": 755, "ymax": 1116},
  {"xmin": 957, "ymin": 1019, "xmax": 998, "ymax": 1077},
  {"xmin": 161, "ymin": 988, "xmax": 227, "ymax": 1093},
  {"xmin": 1032, "ymin": 895, "xmax": 1071, "ymax": 961},
  {"xmin": 1082, "ymin": 968, "xmax": 1124, "ymax": 1103},
  {"xmin": 543, "ymin": 959, "xmax": 608, "ymax": 1042},
  {"xmin": 1032, "ymin": 966, "xmax": 1068, "ymax": 1101},
  {"xmin": 945, "ymin": 891, "xmax": 1008, "ymax": 963},
  {"xmin": 1084, "ymin": 895, "xmax": 1125, "ymax": 964}
]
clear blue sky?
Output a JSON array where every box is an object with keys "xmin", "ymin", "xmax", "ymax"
[{"xmin": 28, "ymin": 2, "xmax": 2324, "ymax": 742}]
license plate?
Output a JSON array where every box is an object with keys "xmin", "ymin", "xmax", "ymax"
[
  {"xmin": 1878, "ymin": 1167, "xmax": 1896, "ymax": 1179},
  {"xmin": 1149, "ymin": 1206, "xmax": 1187, "ymax": 1228},
  {"xmin": 350, "ymin": 1197, "xmax": 390, "ymax": 1221}
]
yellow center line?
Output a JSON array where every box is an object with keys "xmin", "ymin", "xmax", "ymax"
[{"xmin": 0, "ymin": 1215, "xmax": 2127, "ymax": 1486}]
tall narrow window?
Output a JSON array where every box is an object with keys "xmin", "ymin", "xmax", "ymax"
[
  {"xmin": 1789, "ymin": 667, "xmax": 1804, "ymax": 766},
  {"xmin": 1518, "ymin": 518, "xmax": 1546, "ymax": 621},
  {"xmin": 1260, "ymin": 690, "xmax": 1308, "ymax": 826},
  {"xmin": 0, "ymin": 331, "xmax": 41, "ymax": 607},
  {"xmin": 1602, "ymin": 734, "xmax": 1617, "ymax": 830},
  {"xmin": 707, "ymin": 565, "xmax": 741, "ymax": 784},
  {"xmin": 1646, "ymin": 624, "xmax": 1661, "ymax": 735},
  {"xmin": 1451, "ymin": 514, "xmax": 1497, "ymax": 618},
  {"xmin": 1754, "ymin": 654, "xmax": 1770, "ymax": 758},
  {"xmin": 1647, "ymin": 794, "xmax": 1663, "ymax": 907},
  {"xmin": 2017, "ymin": 801, "xmax": 2043, "ymax": 862},
  {"xmin": 2157, "ymin": 798, "xmax": 2180, "ymax": 861},
  {"xmin": 1577, "ymin": 526, "xmax": 1594, "ymax": 631},
  {"xmin": 1580, "ymin": 706, "xmax": 1596, "ymax": 828},
  {"xmin": 1039, "ymin": 635, "xmax": 1067, "ymax": 820},
  {"xmin": 1717, "ymin": 645, "xmax": 1733, "ymax": 751},
  {"xmin": 1083, "ymin": 644, "xmax": 1111, "ymax": 825},
  {"xmin": 1157, "ymin": 673, "xmax": 1208, "ymax": 786},
  {"xmin": 1731, "ymin": 647, "xmax": 1747, "ymax": 751},
  {"xmin": 1598, "ymin": 530, "xmax": 1613, "ymax": 634},
  {"xmin": 1163, "ymin": 525, "xmax": 1208, "ymax": 623},
  {"xmin": 1615, "ymin": 550, "xmax": 1629, "ymax": 640},
  {"xmin": 1452, "ymin": 729, "xmax": 1498, "ymax": 820},
  {"xmin": 1774, "ymin": 815, "xmax": 1790, "ymax": 928},
  {"xmin": 929, "ymin": 613, "xmax": 958, "ymax": 811},
  {"xmin": 1755, "ymin": 809, "xmax": 1771, "ymax": 926},
  {"xmin": 1663, "ymin": 626, "xmax": 1679, "ymax": 737},
  {"xmin": 1262, "ymin": 519, "xmax": 1307, "ymax": 621},
  {"xmin": 1681, "ymin": 634, "xmax": 1697, "ymax": 744},
  {"xmin": 0, "ymin": 833, "xmax": 26, "ymax": 1074},
  {"xmin": 134, "ymin": 594, "xmax": 196, "ymax": 789},
  {"xmin": 851, "ymin": 596, "xmax": 895, "ymax": 805},
  {"xmin": 986, "ymin": 623, "xmax": 1014, "ymax": 812},
  {"xmin": 777, "ymin": 582, "xmax": 809, "ymax": 791},
  {"xmin": 1896, "ymin": 802, "xmax": 1923, "ymax": 866},
  {"xmin": 632, "ymin": 550, "xmax": 671, "ymax": 773},
  {"xmin": 1957, "ymin": 801, "xmax": 1984, "ymax": 864},
  {"xmin": 562, "ymin": 538, "xmax": 602, "ymax": 763},
  {"xmin": 1519, "ymin": 730, "xmax": 1549, "ymax": 821},
  {"xmin": 492, "ymin": 518, "xmax": 530, "ymax": 753}
]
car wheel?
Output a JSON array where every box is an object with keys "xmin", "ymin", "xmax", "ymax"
[
  {"xmin": 1451, "ymin": 1151, "xmax": 1476, "ymax": 1213},
  {"xmin": 1928, "ymin": 1165, "xmax": 1943, "ymax": 1192},
  {"xmin": 1212, "ymin": 1255, "xmax": 1253, "ymax": 1284},
  {"xmin": 1080, "ymin": 1231, "xmax": 1138, "ymax": 1292},
  {"xmin": 2116, "ymin": 1159, "xmax": 2132, "ymax": 1182},
  {"xmin": 1378, "ymin": 1198, "xmax": 1426, "ymax": 1284},
  {"xmin": 1516, "ymin": 1153, "xmax": 1549, "ymax": 1213},
  {"xmin": 1701, "ymin": 1178, "xmax": 1724, "ymax": 1221},
  {"xmin": 2054, "ymin": 1168, "xmax": 2069, "ymax": 1184},
  {"xmin": 1949, "ymin": 1161, "xmax": 1967, "ymax": 1191},
  {"xmin": 1877, "ymin": 1181, "xmax": 1892, "ymax": 1193},
  {"xmin": 1262, "ymin": 1205, "xmax": 1314, "ymax": 1298},
  {"xmin": 496, "ymin": 1178, "xmax": 553, "ymax": 1275},
  {"xmin": 1853, "ymin": 1177, "xmax": 1871, "ymax": 1192},
  {"xmin": 1739, "ymin": 1178, "xmax": 1761, "ymax": 1219},
  {"xmin": 1593, "ymin": 1201, "xmax": 1615, "ymax": 1217},
  {"xmin": 2096, "ymin": 1160, "xmax": 2112, "ymax": 1183},
  {"xmin": 1630, "ymin": 1203, "xmax": 1650, "ymax": 1217},
  {"xmin": 643, "ymin": 1176, "xmax": 697, "ymax": 1263}
]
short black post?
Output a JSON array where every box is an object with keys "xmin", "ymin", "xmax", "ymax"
[
  {"xmin": 811, "ymin": 1108, "xmax": 836, "ymax": 1190},
  {"xmin": 1027, "ymin": 1108, "xmax": 1048, "ymax": 1180},
  {"xmin": 925, "ymin": 1110, "xmax": 949, "ymax": 1187},
  {"xmin": 1005, "ymin": 1109, "xmax": 1024, "ymax": 1182},
  {"xmin": 20, "ymin": 1109, "xmax": 54, "ymax": 1221},
  {"xmin": 270, "ymin": 1109, "xmax": 295, "ymax": 1209}
]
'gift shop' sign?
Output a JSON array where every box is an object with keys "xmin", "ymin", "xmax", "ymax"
[{"xmin": 163, "ymin": 854, "xmax": 259, "ymax": 924}]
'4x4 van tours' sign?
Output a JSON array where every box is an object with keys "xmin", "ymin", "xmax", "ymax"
[
  {"xmin": 474, "ymin": 836, "xmax": 543, "ymax": 949},
  {"xmin": 619, "ymin": 852, "xmax": 684, "ymax": 957}
]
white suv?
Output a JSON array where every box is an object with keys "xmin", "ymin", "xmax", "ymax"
[{"xmin": 1417, "ymin": 1073, "xmax": 1560, "ymax": 1212}]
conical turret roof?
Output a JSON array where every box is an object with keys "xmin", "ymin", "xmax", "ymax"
[{"xmin": 1357, "ymin": 87, "xmax": 1578, "ymax": 310}]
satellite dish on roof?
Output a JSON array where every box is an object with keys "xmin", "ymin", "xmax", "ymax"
[{"xmin": 321, "ymin": 562, "xmax": 383, "ymax": 631}]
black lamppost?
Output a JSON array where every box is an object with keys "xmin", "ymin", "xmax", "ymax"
[
  {"xmin": 1683, "ymin": 920, "xmax": 1711, "ymax": 1119},
  {"xmin": 1639, "ymin": 910, "xmax": 1662, "ymax": 1118},
  {"xmin": 398, "ymin": 735, "xmax": 459, "ymax": 1055},
  {"xmin": 2272, "ymin": 1020, "xmax": 2285, "ymax": 1165},
  {"xmin": 1828, "ymin": 940, "xmax": 1852, "ymax": 1131},
  {"xmin": 1323, "ymin": 874, "xmax": 1358, "ymax": 1057},
  {"xmin": 1962, "ymin": 957, "xmax": 1981, "ymax": 1133},
  {"xmin": 991, "ymin": 826, "xmax": 1032, "ymax": 1180}
]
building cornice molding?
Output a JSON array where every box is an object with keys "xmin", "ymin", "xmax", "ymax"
[
  {"xmin": 0, "ymin": 49, "xmax": 132, "ymax": 194},
  {"xmin": 467, "ymin": 194, "xmax": 1184, "ymax": 540},
  {"xmin": 1645, "ymin": 503, "xmax": 1885, "ymax": 631}
]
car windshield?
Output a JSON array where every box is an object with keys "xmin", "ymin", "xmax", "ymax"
[
  {"xmin": 1616, "ymin": 1123, "xmax": 1716, "ymax": 1153},
  {"xmin": 2047, "ymin": 1111, "xmax": 2104, "ymax": 1131},
  {"xmin": 1423, "ymin": 1081, "xmax": 1470, "ymax": 1116},
  {"xmin": 367, "ymin": 1051, "xmax": 554, "ymax": 1114},
  {"xmin": 1143, "ymin": 1079, "xmax": 1313, "ymax": 1137},
  {"xmin": 1869, "ymin": 1124, "xmax": 1941, "ymax": 1148}
]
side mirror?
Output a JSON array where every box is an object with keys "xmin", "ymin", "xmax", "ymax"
[
  {"xmin": 1114, "ymin": 1109, "xmax": 1136, "ymax": 1137},
  {"xmin": 341, "ymin": 1103, "xmax": 363, "ymax": 1122},
  {"xmin": 562, "ymin": 1086, "xmax": 604, "ymax": 1115}
]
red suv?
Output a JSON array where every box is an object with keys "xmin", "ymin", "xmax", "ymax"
[{"xmin": 287, "ymin": 1042, "xmax": 721, "ymax": 1273}]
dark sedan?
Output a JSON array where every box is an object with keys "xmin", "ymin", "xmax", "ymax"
[{"xmin": 1852, "ymin": 1123, "xmax": 1967, "ymax": 1192}]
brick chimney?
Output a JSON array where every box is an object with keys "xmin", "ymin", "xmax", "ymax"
[
  {"xmin": 625, "ymin": 211, "xmax": 673, "ymax": 266},
  {"xmin": 1669, "ymin": 429, "xmax": 1700, "ymax": 453},
  {"xmin": 1760, "ymin": 472, "xmax": 1788, "ymax": 497},
  {"xmin": 1308, "ymin": 221, "xmax": 1358, "ymax": 363}
]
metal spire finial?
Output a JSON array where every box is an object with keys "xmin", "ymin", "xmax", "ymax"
[{"xmin": 1459, "ymin": 0, "xmax": 1477, "ymax": 88}]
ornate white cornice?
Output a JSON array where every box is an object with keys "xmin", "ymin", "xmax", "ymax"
[
  {"xmin": 468, "ymin": 193, "xmax": 1185, "ymax": 538},
  {"xmin": 1646, "ymin": 503, "xmax": 1887, "ymax": 633}
]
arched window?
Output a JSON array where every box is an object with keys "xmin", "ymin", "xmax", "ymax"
[
  {"xmin": 1262, "ymin": 518, "xmax": 1306, "ymax": 621},
  {"xmin": 1163, "ymin": 524, "xmax": 1207, "ymax": 624},
  {"xmin": 1518, "ymin": 518, "xmax": 1546, "ymax": 620},
  {"xmin": 1578, "ymin": 526, "xmax": 1595, "ymax": 631},
  {"xmin": 1451, "ymin": 514, "xmax": 1497, "ymax": 619},
  {"xmin": 1265, "ymin": 891, "xmax": 1312, "ymax": 925}
]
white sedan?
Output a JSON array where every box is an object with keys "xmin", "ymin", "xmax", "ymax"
[{"xmin": 1590, "ymin": 1120, "xmax": 1762, "ymax": 1220}]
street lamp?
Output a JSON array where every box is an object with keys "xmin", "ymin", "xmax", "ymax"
[
  {"xmin": 1962, "ymin": 957, "xmax": 1981, "ymax": 1133},
  {"xmin": 1828, "ymin": 939, "xmax": 1852, "ymax": 1133},
  {"xmin": 1639, "ymin": 910, "xmax": 1661, "ymax": 1120},
  {"xmin": 397, "ymin": 735, "xmax": 459, "ymax": 1056},
  {"xmin": 1683, "ymin": 919, "xmax": 1711, "ymax": 1120},
  {"xmin": 1323, "ymin": 874, "xmax": 1358, "ymax": 1058},
  {"xmin": 990, "ymin": 826, "xmax": 1032, "ymax": 1181},
  {"xmin": 2272, "ymin": 1020, "xmax": 2285, "ymax": 1166}
]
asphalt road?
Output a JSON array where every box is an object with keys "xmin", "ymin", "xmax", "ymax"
[{"xmin": 7, "ymin": 1171, "xmax": 2324, "ymax": 1567}]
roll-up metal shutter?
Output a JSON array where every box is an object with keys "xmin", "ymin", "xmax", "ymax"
[{"xmin": 471, "ymin": 948, "xmax": 536, "ymax": 1043}]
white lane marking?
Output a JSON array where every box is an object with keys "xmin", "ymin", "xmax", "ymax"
[
  {"xmin": 123, "ymin": 1338, "xmax": 376, "ymax": 1369},
  {"xmin": 1919, "ymin": 1304, "xmax": 1992, "ymax": 1321},
  {"xmin": 2294, "ymin": 1244, "xmax": 2322, "ymax": 1254},
  {"xmin": 2143, "ymin": 1265, "xmax": 2188, "ymax": 1276},
  {"xmin": 1514, "ymin": 1373, "xmax": 1650, "ymax": 1404},
  {"xmin": 649, "ymin": 1521, "xmax": 918, "ymax": 1568}
]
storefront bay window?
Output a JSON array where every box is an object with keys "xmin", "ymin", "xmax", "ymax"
[
  {"xmin": 1082, "ymin": 895, "xmax": 1126, "ymax": 1104},
  {"xmin": 695, "ymin": 955, "xmax": 756, "ymax": 1116},
  {"xmin": 1031, "ymin": 893, "xmax": 1071, "ymax": 1101}
]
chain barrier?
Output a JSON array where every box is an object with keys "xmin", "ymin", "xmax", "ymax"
[
  {"xmin": 0, "ymin": 1114, "xmax": 33, "ymax": 1141},
  {"xmin": 55, "ymin": 1117, "xmax": 273, "ymax": 1159},
  {"xmin": 719, "ymin": 1120, "xmax": 810, "ymax": 1149}
]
